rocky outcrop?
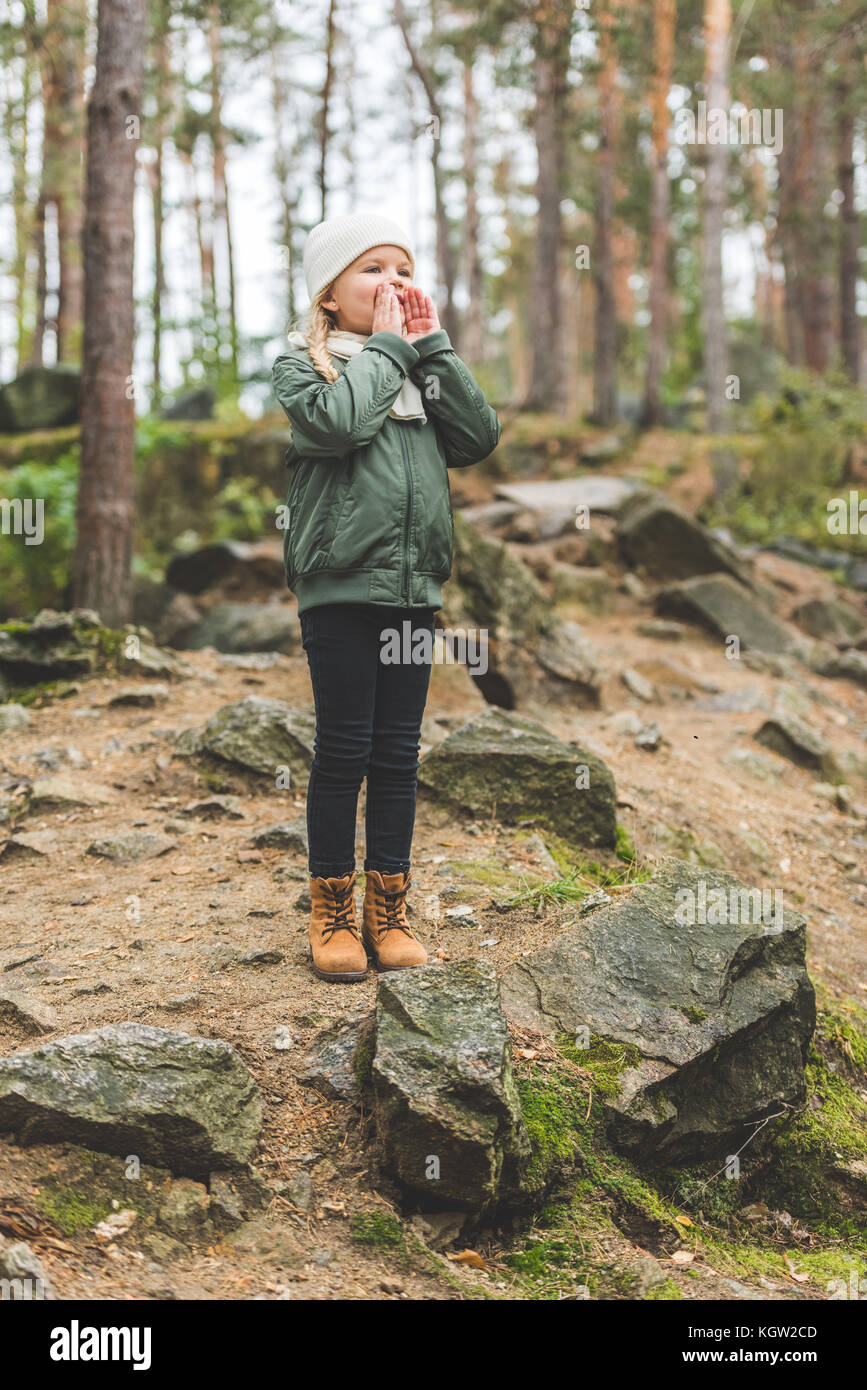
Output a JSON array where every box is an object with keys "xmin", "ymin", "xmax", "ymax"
[
  {"xmin": 655, "ymin": 574, "xmax": 802, "ymax": 656},
  {"xmin": 618, "ymin": 494, "xmax": 752, "ymax": 584},
  {"xmin": 0, "ymin": 1023, "xmax": 262, "ymax": 1179},
  {"xmin": 175, "ymin": 695, "xmax": 315, "ymax": 781},
  {"xmin": 371, "ymin": 960, "xmax": 530, "ymax": 1215},
  {"xmin": 0, "ymin": 364, "xmax": 80, "ymax": 433},
  {"xmin": 501, "ymin": 857, "xmax": 816, "ymax": 1165},
  {"xmin": 440, "ymin": 513, "xmax": 604, "ymax": 708},
  {"xmin": 417, "ymin": 706, "xmax": 618, "ymax": 849},
  {"xmin": 0, "ymin": 609, "xmax": 188, "ymax": 688}
]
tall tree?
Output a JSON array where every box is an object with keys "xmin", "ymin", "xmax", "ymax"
[
  {"xmin": 73, "ymin": 0, "xmax": 146, "ymax": 626},
  {"xmin": 394, "ymin": 0, "xmax": 459, "ymax": 344},
  {"xmin": 592, "ymin": 0, "xmax": 620, "ymax": 425},
  {"xmin": 641, "ymin": 0, "xmax": 676, "ymax": 427},
  {"xmin": 524, "ymin": 0, "xmax": 572, "ymax": 410},
  {"xmin": 836, "ymin": 55, "xmax": 860, "ymax": 383},
  {"xmin": 700, "ymin": 0, "xmax": 730, "ymax": 437}
]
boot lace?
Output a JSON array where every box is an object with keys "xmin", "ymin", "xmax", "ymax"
[
  {"xmin": 377, "ymin": 880, "xmax": 414, "ymax": 937},
  {"xmin": 321, "ymin": 880, "xmax": 360, "ymax": 943}
]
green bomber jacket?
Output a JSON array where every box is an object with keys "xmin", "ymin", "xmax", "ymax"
[{"xmin": 271, "ymin": 328, "xmax": 501, "ymax": 614}]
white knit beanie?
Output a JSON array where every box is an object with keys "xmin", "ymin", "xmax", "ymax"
[{"xmin": 303, "ymin": 212, "xmax": 415, "ymax": 303}]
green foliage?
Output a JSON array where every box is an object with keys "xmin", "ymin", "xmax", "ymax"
[
  {"xmin": 0, "ymin": 450, "xmax": 78, "ymax": 616},
  {"xmin": 702, "ymin": 367, "xmax": 867, "ymax": 552}
]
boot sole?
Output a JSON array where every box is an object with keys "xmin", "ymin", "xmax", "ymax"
[{"xmin": 310, "ymin": 963, "xmax": 369, "ymax": 982}]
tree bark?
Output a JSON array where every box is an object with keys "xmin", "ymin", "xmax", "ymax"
[
  {"xmin": 701, "ymin": 0, "xmax": 730, "ymax": 435},
  {"xmin": 641, "ymin": 0, "xmax": 676, "ymax": 428},
  {"xmin": 525, "ymin": 4, "xmax": 570, "ymax": 411},
  {"xmin": 73, "ymin": 0, "xmax": 146, "ymax": 627},
  {"xmin": 394, "ymin": 0, "xmax": 458, "ymax": 343},
  {"xmin": 461, "ymin": 58, "xmax": 484, "ymax": 365},
  {"xmin": 837, "ymin": 65, "xmax": 860, "ymax": 383}
]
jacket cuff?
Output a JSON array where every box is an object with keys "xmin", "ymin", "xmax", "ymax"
[
  {"xmin": 409, "ymin": 328, "xmax": 453, "ymax": 361},
  {"xmin": 363, "ymin": 331, "xmax": 420, "ymax": 374}
]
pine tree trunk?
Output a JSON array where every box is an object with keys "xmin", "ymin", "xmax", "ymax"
[
  {"xmin": 73, "ymin": 0, "xmax": 146, "ymax": 627},
  {"xmin": 837, "ymin": 67, "xmax": 860, "ymax": 383},
  {"xmin": 701, "ymin": 0, "xmax": 730, "ymax": 436},
  {"xmin": 641, "ymin": 0, "xmax": 676, "ymax": 428},
  {"xmin": 461, "ymin": 59, "xmax": 484, "ymax": 365},
  {"xmin": 592, "ymin": 1, "xmax": 618, "ymax": 425}
]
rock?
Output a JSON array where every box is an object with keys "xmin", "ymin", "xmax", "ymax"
[
  {"xmin": 187, "ymin": 602, "xmax": 298, "ymax": 655},
  {"xmin": 753, "ymin": 712, "xmax": 842, "ymax": 781},
  {"xmin": 694, "ymin": 688, "xmax": 771, "ymax": 714},
  {"xmin": 410, "ymin": 1210, "xmax": 468, "ymax": 1250},
  {"xmin": 618, "ymin": 495, "xmax": 751, "ymax": 584},
  {"xmin": 0, "ymin": 363, "xmax": 79, "ymax": 432},
  {"xmin": 300, "ymin": 1010, "xmax": 375, "ymax": 1106},
  {"xmin": 418, "ymin": 707, "xmax": 617, "ymax": 849},
  {"xmin": 759, "ymin": 536, "xmax": 855, "ymax": 574},
  {"xmin": 441, "ymin": 513, "xmax": 603, "ymax": 709},
  {"xmin": 0, "ymin": 831, "xmax": 59, "ymax": 861},
  {"xmin": 0, "ymin": 609, "xmax": 184, "ymax": 687},
  {"xmin": 812, "ymin": 649, "xmax": 867, "ymax": 689},
  {"xmin": 0, "ymin": 1022, "xmax": 262, "ymax": 1177},
  {"xmin": 0, "ymin": 991, "xmax": 57, "ymax": 1036},
  {"xmin": 535, "ymin": 622, "xmax": 603, "ymax": 706},
  {"xmin": 166, "ymin": 541, "xmax": 285, "ymax": 597},
  {"xmin": 637, "ymin": 620, "xmax": 686, "ymax": 641},
  {"xmin": 180, "ymin": 795, "xmax": 246, "ymax": 821},
  {"xmin": 0, "ymin": 704, "xmax": 30, "ymax": 733},
  {"xmin": 216, "ymin": 652, "xmax": 285, "ymax": 671},
  {"xmin": 0, "ymin": 1239, "xmax": 54, "ymax": 1298},
  {"xmin": 372, "ymin": 960, "xmax": 531, "ymax": 1213},
  {"xmin": 87, "ymin": 832, "xmax": 177, "ymax": 862},
  {"xmin": 494, "ymin": 476, "xmax": 643, "ymax": 518},
  {"xmin": 284, "ymin": 1172, "xmax": 315, "ymax": 1213},
  {"xmin": 656, "ymin": 574, "xmax": 800, "ymax": 655},
  {"xmin": 723, "ymin": 748, "xmax": 784, "ymax": 783},
  {"xmin": 28, "ymin": 776, "xmax": 115, "ymax": 812},
  {"xmin": 251, "ymin": 818, "xmax": 309, "ymax": 852},
  {"xmin": 158, "ymin": 1178, "xmax": 214, "ymax": 1242},
  {"xmin": 180, "ymin": 696, "xmax": 316, "ymax": 781},
  {"xmin": 108, "ymin": 684, "xmax": 170, "ymax": 708},
  {"xmin": 551, "ymin": 564, "xmax": 616, "ymax": 613},
  {"xmin": 791, "ymin": 597, "xmax": 866, "ymax": 647},
  {"xmin": 459, "ymin": 500, "xmax": 522, "ymax": 532},
  {"xmin": 621, "ymin": 669, "xmax": 656, "ymax": 702},
  {"xmin": 501, "ymin": 857, "xmax": 816, "ymax": 1164},
  {"xmin": 238, "ymin": 949, "xmax": 284, "ymax": 967},
  {"xmin": 160, "ymin": 386, "xmax": 215, "ymax": 421}
]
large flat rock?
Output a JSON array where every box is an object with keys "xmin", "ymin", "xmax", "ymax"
[
  {"xmin": 500, "ymin": 857, "xmax": 815, "ymax": 1164},
  {"xmin": 0, "ymin": 1023, "xmax": 263, "ymax": 1178}
]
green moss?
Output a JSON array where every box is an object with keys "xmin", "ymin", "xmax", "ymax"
[
  {"xmin": 350, "ymin": 1211, "xmax": 405, "ymax": 1250},
  {"xmin": 645, "ymin": 1278, "xmax": 683, "ymax": 1300},
  {"xmin": 681, "ymin": 1005, "xmax": 708, "ymax": 1023},
  {"xmin": 35, "ymin": 1182, "xmax": 113, "ymax": 1235},
  {"xmin": 354, "ymin": 1038, "xmax": 374, "ymax": 1089}
]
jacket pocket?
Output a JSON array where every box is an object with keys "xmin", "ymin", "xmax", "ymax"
[{"xmin": 289, "ymin": 458, "xmax": 350, "ymax": 580}]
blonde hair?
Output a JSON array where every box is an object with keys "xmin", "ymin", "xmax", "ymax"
[{"xmin": 289, "ymin": 286, "xmax": 339, "ymax": 383}]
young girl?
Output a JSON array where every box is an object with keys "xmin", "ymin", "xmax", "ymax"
[{"xmin": 271, "ymin": 212, "xmax": 501, "ymax": 983}]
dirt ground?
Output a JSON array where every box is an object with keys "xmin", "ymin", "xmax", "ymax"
[{"xmin": 0, "ymin": 524, "xmax": 865, "ymax": 1301}]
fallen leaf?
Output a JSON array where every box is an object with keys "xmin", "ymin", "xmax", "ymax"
[
  {"xmin": 448, "ymin": 1249, "xmax": 488, "ymax": 1270},
  {"xmin": 674, "ymin": 1213, "xmax": 695, "ymax": 1227},
  {"xmin": 671, "ymin": 1249, "xmax": 694, "ymax": 1265},
  {"xmin": 171, "ymin": 864, "xmax": 193, "ymax": 876}
]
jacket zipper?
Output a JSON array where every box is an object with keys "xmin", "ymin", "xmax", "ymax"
[{"xmin": 398, "ymin": 428, "xmax": 412, "ymax": 604}]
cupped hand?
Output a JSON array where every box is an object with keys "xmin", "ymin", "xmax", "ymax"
[
  {"xmin": 371, "ymin": 283, "xmax": 404, "ymax": 337},
  {"xmin": 403, "ymin": 287, "xmax": 441, "ymax": 342}
]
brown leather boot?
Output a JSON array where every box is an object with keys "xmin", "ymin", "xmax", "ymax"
[
  {"xmin": 362, "ymin": 869, "xmax": 427, "ymax": 970},
  {"xmin": 308, "ymin": 871, "xmax": 369, "ymax": 982}
]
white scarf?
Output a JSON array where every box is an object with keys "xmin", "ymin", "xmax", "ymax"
[{"xmin": 287, "ymin": 328, "xmax": 427, "ymax": 422}]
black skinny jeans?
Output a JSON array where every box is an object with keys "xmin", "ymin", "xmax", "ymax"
[{"xmin": 299, "ymin": 602, "xmax": 436, "ymax": 879}]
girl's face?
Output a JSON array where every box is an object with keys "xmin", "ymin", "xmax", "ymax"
[{"xmin": 322, "ymin": 244, "xmax": 414, "ymax": 334}]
